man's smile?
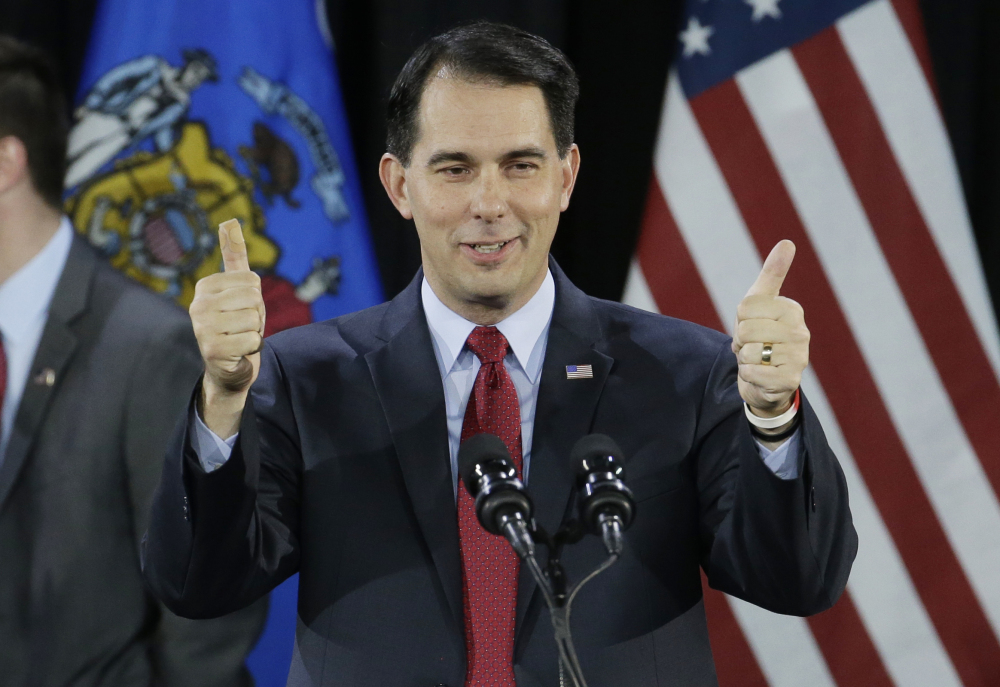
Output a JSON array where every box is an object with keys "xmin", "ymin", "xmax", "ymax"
[
  {"xmin": 469, "ymin": 240, "xmax": 509, "ymax": 254},
  {"xmin": 460, "ymin": 237, "xmax": 521, "ymax": 264}
]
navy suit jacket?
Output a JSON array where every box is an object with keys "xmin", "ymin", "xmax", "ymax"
[{"xmin": 142, "ymin": 260, "xmax": 857, "ymax": 687}]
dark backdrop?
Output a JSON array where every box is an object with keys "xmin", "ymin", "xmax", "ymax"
[{"xmin": 2, "ymin": 0, "xmax": 998, "ymax": 320}]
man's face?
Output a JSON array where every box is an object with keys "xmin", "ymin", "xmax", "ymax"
[{"xmin": 382, "ymin": 75, "xmax": 579, "ymax": 319}]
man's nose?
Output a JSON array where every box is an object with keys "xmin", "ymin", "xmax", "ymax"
[{"xmin": 470, "ymin": 170, "xmax": 506, "ymax": 223}]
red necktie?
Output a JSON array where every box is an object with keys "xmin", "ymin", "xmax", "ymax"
[{"xmin": 458, "ymin": 326, "xmax": 522, "ymax": 686}]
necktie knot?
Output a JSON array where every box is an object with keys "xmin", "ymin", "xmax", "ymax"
[{"xmin": 465, "ymin": 326, "xmax": 509, "ymax": 364}]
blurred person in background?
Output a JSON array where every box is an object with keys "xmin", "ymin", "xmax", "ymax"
[{"xmin": 0, "ymin": 35, "xmax": 266, "ymax": 687}]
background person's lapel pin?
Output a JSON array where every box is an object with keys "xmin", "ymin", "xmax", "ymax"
[{"xmin": 566, "ymin": 364, "xmax": 593, "ymax": 379}]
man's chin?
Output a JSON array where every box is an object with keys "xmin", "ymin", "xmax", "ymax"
[
  {"xmin": 460, "ymin": 257, "xmax": 517, "ymax": 284},
  {"xmin": 450, "ymin": 270, "xmax": 515, "ymax": 305},
  {"xmin": 462, "ymin": 287, "xmax": 516, "ymax": 310}
]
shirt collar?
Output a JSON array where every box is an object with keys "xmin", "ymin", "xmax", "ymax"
[
  {"xmin": 421, "ymin": 269, "xmax": 556, "ymax": 383},
  {"xmin": 0, "ymin": 217, "xmax": 74, "ymax": 344}
]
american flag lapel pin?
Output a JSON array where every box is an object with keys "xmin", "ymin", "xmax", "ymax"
[{"xmin": 566, "ymin": 364, "xmax": 593, "ymax": 379}]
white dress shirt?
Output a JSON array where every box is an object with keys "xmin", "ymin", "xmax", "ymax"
[
  {"xmin": 423, "ymin": 270, "xmax": 555, "ymax": 497},
  {"xmin": 192, "ymin": 267, "xmax": 799, "ymax": 483},
  {"xmin": 0, "ymin": 218, "xmax": 74, "ymax": 464}
]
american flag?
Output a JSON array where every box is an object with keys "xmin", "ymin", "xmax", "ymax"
[
  {"xmin": 622, "ymin": 0, "xmax": 1000, "ymax": 685},
  {"xmin": 566, "ymin": 364, "xmax": 594, "ymax": 379}
]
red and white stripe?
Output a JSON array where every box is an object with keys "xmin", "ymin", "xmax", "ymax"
[{"xmin": 623, "ymin": 1, "xmax": 1000, "ymax": 684}]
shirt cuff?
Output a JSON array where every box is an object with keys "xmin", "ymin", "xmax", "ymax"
[
  {"xmin": 189, "ymin": 404, "xmax": 238, "ymax": 473},
  {"xmin": 755, "ymin": 429, "xmax": 801, "ymax": 480}
]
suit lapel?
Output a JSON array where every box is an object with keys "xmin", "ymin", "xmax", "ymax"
[
  {"xmin": 0, "ymin": 238, "xmax": 95, "ymax": 513},
  {"xmin": 364, "ymin": 272, "xmax": 464, "ymax": 635},
  {"xmin": 515, "ymin": 261, "xmax": 613, "ymax": 638}
]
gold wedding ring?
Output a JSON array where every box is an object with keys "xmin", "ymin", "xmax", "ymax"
[{"xmin": 761, "ymin": 343, "xmax": 773, "ymax": 366}]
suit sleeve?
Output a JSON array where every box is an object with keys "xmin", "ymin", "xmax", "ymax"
[
  {"xmin": 696, "ymin": 339, "xmax": 858, "ymax": 616},
  {"xmin": 125, "ymin": 318, "xmax": 267, "ymax": 684},
  {"xmin": 142, "ymin": 339, "xmax": 301, "ymax": 620}
]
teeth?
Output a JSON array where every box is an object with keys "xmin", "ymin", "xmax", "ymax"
[{"xmin": 472, "ymin": 241, "xmax": 507, "ymax": 254}]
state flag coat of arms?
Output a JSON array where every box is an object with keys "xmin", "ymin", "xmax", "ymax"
[{"xmin": 67, "ymin": 0, "xmax": 382, "ymax": 338}]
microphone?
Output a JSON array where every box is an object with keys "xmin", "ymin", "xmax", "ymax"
[
  {"xmin": 573, "ymin": 434, "xmax": 635, "ymax": 556},
  {"xmin": 458, "ymin": 433, "xmax": 535, "ymax": 560}
]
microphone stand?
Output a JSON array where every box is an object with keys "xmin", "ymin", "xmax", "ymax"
[{"xmin": 516, "ymin": 515, "xmax": 626, "ymax": 687}]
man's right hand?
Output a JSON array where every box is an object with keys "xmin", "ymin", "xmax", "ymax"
[{"xmin": 189, "ymin": 219, "xmax": 266, "ymax": 439}]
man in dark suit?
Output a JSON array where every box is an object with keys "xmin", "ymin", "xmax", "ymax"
[
  {"xmin": 0, "ymin": 37, "xmax": 266, "ymax": 686},
  {"xmin": 143, "ymin": 22, "xmax": 857, "ymax": 686}
]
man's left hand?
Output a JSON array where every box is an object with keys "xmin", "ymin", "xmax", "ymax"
[{"xmin": 731, "ymin": 240, "xmax": 810, "ymax": 418}]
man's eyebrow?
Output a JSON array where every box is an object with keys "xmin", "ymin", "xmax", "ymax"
[
  {"xmin": 424, "ymin": 146, "xmax": 548, "ymax": 167},
  {"xmin": 500, "ymin": 147, "xmax": 547, "ymax": 162},
  {"xmin": 426, "ymin": 150, "xmax": 474, "ymax": 167}
]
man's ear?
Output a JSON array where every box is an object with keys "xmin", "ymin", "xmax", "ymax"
[
  {"xmin": 379, "ymin": 153, "xmax": 413, "ymax": 220},
  {"xmin": 559, "ymin": 143, "xmax": 581, "ymax": 212},
  {"xmin": 0, "ymin": 136, "xmax": 29, "ymax": 196}
]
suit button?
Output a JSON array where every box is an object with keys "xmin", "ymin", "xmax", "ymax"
[
  {"xmin": 182, "ymin": 496, "xmax": 191, "ymax": 521},
  {"xmin": 811, "ymin": 487, "xmax": 816, "ymax": 512}
]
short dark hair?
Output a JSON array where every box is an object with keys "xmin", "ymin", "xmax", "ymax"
[
  {"xmin": 386, "ymin": 21, "xmax": 579, "ymax": 166},
  {"xmin": 0, "ymin": 36, "xmax": 69, "ymax": 208}
]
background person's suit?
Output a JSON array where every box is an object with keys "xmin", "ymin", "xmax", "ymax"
[
  {"xmin": 0, "ymin": 237, "xmax": 266, "ymax": 686},
  {"xmin": 143, "ymin": 260, "xmax": 857, "ymax": 687}
]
